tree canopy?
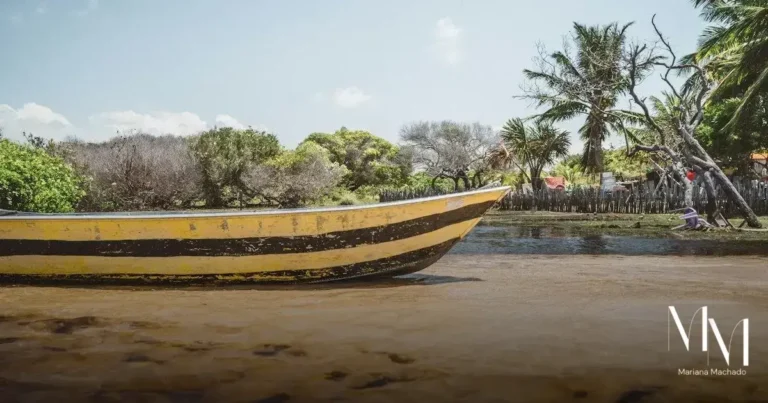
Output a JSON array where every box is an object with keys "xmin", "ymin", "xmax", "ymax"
[
  {"xmin": 0, "ymin": 139, "xmax": 84, "ymax": 213},
  {"xmin": 190, "ymin": 127, "xmax": 281, "ymax": 207},
  {"xmin": 498, "ymin": 118, "xmax": 571, "ymax": 189},
  {"xmin": 686, "ymin": 0, "xmax": 768, "ymax": 129},
  {"xmin": 521, "ymin": 22, "xmax": 639, "ymax": 173},
  {"xmin": 399, "ymin": 121, "xmax": 498, "ymax": 189},
  {"xmin": 302, "ymin": 127, "xmax": 411, "ymax": 191},
  {"xmin": 244, "ymin": 141, "xmax": 348, "ymax": 208}
]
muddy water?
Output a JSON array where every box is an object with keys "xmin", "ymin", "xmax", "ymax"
[
  {"xmin": 459, "ymin": 226, "xmax": 768, "ymax": 256},
  {"xmin": 1, "ymin": 231, "xmax": 768, "ymax": 402}
]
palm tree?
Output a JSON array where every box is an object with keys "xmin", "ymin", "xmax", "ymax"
[
  {"xmin": 521, "ymin": 22, "xmax": 638, "ymax": 173},
  {"xmin": 686, "ymin": 0, "xmax": 768, "ymax": 128},
  {"xmin": 496, "ymin": 118, "xmax": 571, "ymax": 190}
]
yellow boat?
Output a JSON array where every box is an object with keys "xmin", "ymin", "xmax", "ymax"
[{"xmin": 0, "ymin": 186, "xmax": 510, "ymax": 285}]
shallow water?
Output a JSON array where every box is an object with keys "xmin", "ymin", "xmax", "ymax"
[{"xmin": 455, "ymin": 226, "xmax": 768, "ymax": 256}]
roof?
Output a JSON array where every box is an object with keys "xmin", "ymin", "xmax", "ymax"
[
  {"xmin": 544, "ymin": 176, "xmax": 566, "ymax": 189},
  {"xmin": 752, "ymin": 153, "xmax": 768, "ymax": 161}
]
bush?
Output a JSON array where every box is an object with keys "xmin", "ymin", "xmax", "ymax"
[
  {"xmin": 64, "ymin": 134, "xmax": 202, "ymax": 211},
  {"xmin": 190, "ymin": 127, "xmax": 281, "ymax": 207},
  {"xmin": 243, "ymin": 142, "xmax": 348, "ymax": 208},
  {"xmin": 0, "ymin": 139, "xmax": 84, "ymax": 212},
  {"xmin": 302, "ymin": 128, "xmax": 412, "ymax": 191}
]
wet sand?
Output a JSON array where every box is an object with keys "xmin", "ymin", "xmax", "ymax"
[{"xmin": 1, "ymin": 255, "xmax": 767, "ymax": 402}]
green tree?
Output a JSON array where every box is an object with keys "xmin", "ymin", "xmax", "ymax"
[
  {"xmin": 686, "ymin": 0, "xmax": 768, "ymax": 129},
  {"xmin": 302, "ymin": 127, "xmax": 411, "ymax": 191},
  {"xmin": 603, "ymin": 148, "xmax": 653, "ymax": 180},
  {"xmin": 243, "ymin": 142, "xmax": 348, "ymax": 208},
  {"xmin": 190, "ymin": 127, "xmax": 281, "ymax": 207},
  {"xmin": 550, "ymin": 154, "xmax": 590, "ymax": 186},
  {"xmin": 697, "ymin": 96, "xmax": 768, "ymax": 174},
  {"xmin": 0, "ymin": 139, "xmax": 84, "ymax": 213},
  {"xmin": 498, "ymin": 119, "xmax": 571, "ymax": 189},
  {"xmin": 521, "ymin": 22, "xmax": 639, "ymax": 173}
]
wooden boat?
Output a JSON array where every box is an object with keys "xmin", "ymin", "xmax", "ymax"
[{"xmin": 0, "ymin": 186, "xmax": 510, "ymax": 285}]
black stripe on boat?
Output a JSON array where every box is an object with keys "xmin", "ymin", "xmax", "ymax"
[
  {"xmin": 0, "ymin": 201, "xmax": 493, "ymax": 257},
  {"xmin": 0, "ymin": 238, "xmax": 460, "ymax": 286}
]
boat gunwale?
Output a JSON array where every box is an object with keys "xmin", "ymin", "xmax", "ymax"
[{"xmin": 0, "ymin": 186, "xmax": 511, "ymax": 221}]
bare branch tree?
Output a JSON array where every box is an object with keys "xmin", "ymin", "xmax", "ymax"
[
  {"xmin": 624, "ymin": 15, "xmax": 762, "ymax": 228},
  {"xmin": 399, "ymin": 121, "xmax": 498, "ymax": 190}
]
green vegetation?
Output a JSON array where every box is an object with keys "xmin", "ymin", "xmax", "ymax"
[
  {"xmin": 498, "ymin": 119, "xmax": 570, "ymax": 189},
  {"xmin": 0, "ymin": 139, "xmax": 84, "ymax": 213},
  {"xmin": 190, "ymin": 127, "xmax": 281, "ymax": 208},
  {"xmin": 686, "ymin": 0, "xmax": 768, "ymax": 130},
  {"xmin": 245, "ymin": 141, "xmax": 348, "ymax": 208},
  {"xmin": 302, "ymin": 127, "xmax": 411, "ymax": 191},
  {"xmin": 520, "ymin": 22, "xmax": 640, "ymax": 173},
  {"xmin": 549, "ymin": 148, "xmax": 655, "ymax": 186}
]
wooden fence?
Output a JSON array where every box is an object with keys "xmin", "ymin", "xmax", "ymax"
[{"xmin": 379, "ymin": 178, "xmax": 768, "ymax": 216}]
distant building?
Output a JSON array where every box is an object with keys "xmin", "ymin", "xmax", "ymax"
[
  {"xmin": 752, "ymin": 153, "xmax": 767, "ymax": 179},
  {"xmin": 543, "ymin": 176, "xmax": 566, "ymax": 190}
]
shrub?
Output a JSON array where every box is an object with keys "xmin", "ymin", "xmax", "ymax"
[
  {"xmin": 0, "ymin": 139, "xmax": 84, "ymax": 212},
  {"xmin": 190, "ymin": 127, "xmax": 281, "ymax": 207},
  {"xmin": 301, "ymin": 127, "xmax": 412, "ymax": 191},
  {"xmin": 244, "ymin": 142, "xmax": 348, "ymax": 208},
  {"xmin": 64, "ymin": 134, "xmax": 202, "ymax": 211}
]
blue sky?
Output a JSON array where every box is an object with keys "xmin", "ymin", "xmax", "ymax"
[{"xmin": 1, "ymin": 0, "xmax": 706, "ymax": 154}]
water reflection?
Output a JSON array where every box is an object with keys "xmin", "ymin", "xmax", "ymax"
[
  {"xmin": 453, "ymin": 226, "xmax": 768, "ymax": 256},
  {"xmin": 578, "ymin": 234, "xmax": 608, "ymax": 255}
]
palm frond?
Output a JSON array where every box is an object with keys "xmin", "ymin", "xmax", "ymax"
[{"xmin": 724, "ymin": 64, "xmax": 768, "ymax": 130}]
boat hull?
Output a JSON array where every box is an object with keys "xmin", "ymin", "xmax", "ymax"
[{"xmin": 0, "ymin": 187, "xmax": 509, "ymax": 285}]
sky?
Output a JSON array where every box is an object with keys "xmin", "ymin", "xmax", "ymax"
[{"xmin": 0, "ymin": 0, "xmax": 707, "ymax": 155}]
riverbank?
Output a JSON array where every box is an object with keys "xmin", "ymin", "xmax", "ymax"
[
  {"xmin": 480, "ymin": 210, "xmax": 768, "ymax": 240},
  {"xmin": 1, "ymin": 254, "xmax": 766, "ymax": 402}
]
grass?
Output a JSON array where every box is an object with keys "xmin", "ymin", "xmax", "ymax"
[{"xmin": 479, "ymin": 210, "xmax": 768, "ymax": 240}]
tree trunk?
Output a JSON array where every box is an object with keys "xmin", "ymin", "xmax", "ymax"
[
  {"xmin": 694, "ymin": 167, "xmax": 718, "ymax": 223},
  {"xmin": 202, "ymin": 178, "xmax": 223, "ymax": 208},
  {"xmin": 530, "ymin": 169, "xmax": 543, "ymax": 190},
  {"xmin": 709, "ymin": 168, "xmax": 762, "ymax": 228},
  {"xmin": 670, "ymin": 161, "xmax": 693, "ymax": 208},
  {"xmin": 679, "ymin": 126, "xmax": 762, "ymax": 228},
  {"xmin": 460, "ymin": 175, "xmax": 471, "ymax": 190},
  {"xmin": 431, "ymin": 174, "xmax": 446, "ymax": 190}
]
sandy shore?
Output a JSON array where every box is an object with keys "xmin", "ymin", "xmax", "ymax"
[{"xmin": 1, "ymin": 255, "xmax": 767, "ymax": 402}]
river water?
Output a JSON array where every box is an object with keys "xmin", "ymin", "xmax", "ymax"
[
  {"xmin": 455, "ymin": 226, "xmax": 768, "ymax": 256},
  {"xmin": 0, "ymin": 225, "xmax": 766, "ymax": 402}
]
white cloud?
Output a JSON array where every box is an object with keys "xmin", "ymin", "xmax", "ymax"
[
  {"xmin": 332, "ymin": 86, "xmax": 372, "ymax": 108},
  {"xmin": 214, "ymin": 114, "xmax": 270, "ymax": 132},
  {"xmin": 0, "ymin": 103, "xmax": 73, "ymax": 142},
  {"xmin": 14, "ymin": 103, "xmax": 71, "ymax": 126},
  {"xmin": 214, "ymin": 114, "xmax": 246, "ymax": 130},
  {"xmin": 89, "ymin": 110, "xmax": 208, "ymax": 136},
  {"xmin": 90, "ymin": 110, "xmax": 272, "ymax": 136},
  {"xmin": 0, "ymin": 102, "xmax": 271, "ymax": 143},
  {"xmin": 36, "ymin": 3, "xmax": 48, "ymax": 14},
  {"xmin": 434, "ymin": 17, "xmax": 462, "ymax": 65}
]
